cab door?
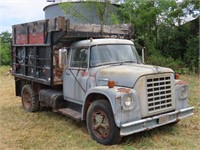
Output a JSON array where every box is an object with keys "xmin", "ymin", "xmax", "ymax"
[{"xmin": 63, "ymin": 47, "xmax": 89, "ymax": 105}]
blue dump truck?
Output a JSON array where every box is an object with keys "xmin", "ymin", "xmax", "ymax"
[{"xmin": 12, "ymin": 16, "xmax": 194, "ymax": 145}]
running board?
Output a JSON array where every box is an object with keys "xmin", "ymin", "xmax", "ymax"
[{"xmin": 58, "ymin": 108, "xmax": 81, "ymax": 121}]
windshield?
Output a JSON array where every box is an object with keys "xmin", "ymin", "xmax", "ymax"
[{"xmin": 90, "ymin": 44, "xmax": 141, "ymax": 67}]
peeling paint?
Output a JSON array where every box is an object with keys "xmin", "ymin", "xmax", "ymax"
[
  {"xmin": 53, "ymin": 49, "xmax": 63, "ymax": 83},
  {"xmin": 175, "ymin": 80, "xmax": 188, "ymax": 85},
  {"xmin": 117, "ymin": 88, "xmax": 131, "ymax": 94},
  {"xmin": 81, "ymin": 71, "xmax": 88, "ymax": 76}
]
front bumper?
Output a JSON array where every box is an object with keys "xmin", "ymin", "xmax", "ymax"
[{"xmin": 120, "ymin": 107, "xmax": 194, "ymax": 136}]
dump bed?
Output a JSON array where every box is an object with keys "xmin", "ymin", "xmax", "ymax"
[{"xmin": 12, "ymin": 16, "xmax": 133, "ymax": 86}]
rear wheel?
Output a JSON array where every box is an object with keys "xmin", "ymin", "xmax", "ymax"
[
  {"xmin": 21, "ymin": 85, "xmax": 39, "ymax": 112},
  {"xmin": 86, "ymin": 100, "xmax": 121, "ymax": 145}
]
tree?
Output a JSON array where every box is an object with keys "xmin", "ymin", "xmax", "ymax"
[
  {"xmin": 184, "ymin": 17, "xmax": 199, "ymax": 73},
  {"xmin": 0, "ymin": 31, "xmax": 12, "ymax": 66},
  {"xmin": 119, "ymin": 0, "xmax": 199, "ymax": 73},
  {"xmin": 120, "ymin": 0, "xmax": 181, "ymax": 50}
]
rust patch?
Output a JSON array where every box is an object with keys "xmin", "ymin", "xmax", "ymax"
[
  {"xmin": 81, "ymin": 71, "xmax": 88, "ymax": 76},
  {"xmin": 29, "ymin": 33, "xmax": 45, "ymax": 44},
  {"xmin": 53, "ymin": 49, "xmax": 63, "ymax": 83},
  {"xmin": 117, "ymin": 88, "xmax": 131, "ymax": 94},
  {"xmin": 175, "ymin": 80, "xmax": 188, "ymax": 86},
  {"xmin": 16, "ymin": 34, "xmax": 28, "ymax": 44},
  {"xmin": 115, "ymin": 96, "xmax": 121, "ymax": 100}
]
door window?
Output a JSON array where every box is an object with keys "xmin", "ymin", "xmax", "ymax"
[{"xmin": 70, "ymin": 48, "xmax": 88, "ymax": 68}]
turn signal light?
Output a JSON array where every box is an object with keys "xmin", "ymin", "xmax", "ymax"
[{"xmin": 108, "ymin": 80, "xmax": 115, "ymax": 88}]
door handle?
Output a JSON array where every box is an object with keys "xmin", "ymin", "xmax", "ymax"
[{"xmin": 66, "ymin": 72, "xmax": 71, "ymax": 75}]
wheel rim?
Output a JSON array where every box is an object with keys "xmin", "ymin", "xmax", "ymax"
[
  {"xmin": 91, "ymin": 109, "xmax": 110, "ymax": 139},
  {"xmin": 23, "ymin": 90, "xmax": 31, "ymax": 110}
]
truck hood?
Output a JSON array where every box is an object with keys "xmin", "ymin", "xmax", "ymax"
[{"xmin": 95, "ymin": 64, "xmax": 174, "ymax": 88}]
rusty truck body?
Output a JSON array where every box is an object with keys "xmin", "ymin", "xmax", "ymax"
[{"xmin": 12, "ymin": 17, "xmax": 194, "ymax": 145}]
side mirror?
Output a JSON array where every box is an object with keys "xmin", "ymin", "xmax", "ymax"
[{"xmin": 58, "ymin": 48, "xmax": 68, "ymax": 69}]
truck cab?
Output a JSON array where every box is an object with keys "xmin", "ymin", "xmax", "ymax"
[{"xmin": 60, "ymin": 38, "xmax": 194, "ymax": 144}]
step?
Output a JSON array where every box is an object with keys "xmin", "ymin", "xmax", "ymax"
[{"xmin": 58, "ymin": 108, "xmax": 81, "ymax": 121}]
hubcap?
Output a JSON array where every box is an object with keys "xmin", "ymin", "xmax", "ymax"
[{"xmin": 92, "ymin": 109, "xmax": 110, "ymax": 139}]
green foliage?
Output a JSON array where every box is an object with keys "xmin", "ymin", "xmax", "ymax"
[
  {"xmin": 120, "ymin": 0, "xmax": 199, "ymax": 73},
  {"xmin": 120, "ymin": 0, "xmax": 181, "ymax": 49},
  {"xmin": 59, "ymin": 2, "xmax": 89, "ymax": 22},
  {"xmin": 0, "ymin": 65, "xmax": 11, "ymax": 76},
  {"xmin": 0, "ymin": 31, "xmax": 12, "ymax": 66},
  {"xmin": 110, "ymin": 13, "xmax": 121, "ymax": 25},
  {"xmin": 184, "ymin": 34, "xmax": 199, "ymax": 73},
  {"xmin": 59, "ymin": 0, "xmax": 120, "ymax": 31},
  {"xmin": 59, "ymin": 0, "xmax": 114, "ymax": 25},
  {"xmin": 84, "ymin": 0, "xmax": 111, "ymax": 26},
  {"xmin": 59, "ymin": 0, "xmax": 199, "ymax": 73},
  {"xmin": 146, "ymin": 51, "xmax": 184, "ymax": 73}
]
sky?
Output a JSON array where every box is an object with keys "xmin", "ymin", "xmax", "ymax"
[
  {"xmin": 0, "ymin": 0, "xmax": 198, "ymax": 33},
  {"xmin": 0, "ymin": 0, "xmax": 51, "ymax": 33}
]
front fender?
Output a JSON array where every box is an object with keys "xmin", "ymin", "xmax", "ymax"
[
  {"xmin": 82, "ymin": 86, "xmax": 142, "ymax": 127},
  {"xmin": 82, "ymin": 86, "xmax": 128, "ymax": 127}
]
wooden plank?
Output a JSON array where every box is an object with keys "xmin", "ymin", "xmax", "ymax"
[
  {"xmin": 12, "ymin": 17, "xmax": 134, "ymax": 46},
  {"xmin": 67, "ymin": 23, "xmax": 133, "ymax": 36}
]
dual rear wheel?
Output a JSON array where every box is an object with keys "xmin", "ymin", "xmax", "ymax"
[{"xmin": 21, "ymin": 85, "xmax": 39, "ymax": 112}]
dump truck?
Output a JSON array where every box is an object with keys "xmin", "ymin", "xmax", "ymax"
[{"xmin": 12, "ymin": 16, "xmax": 194, "ymax": 145}]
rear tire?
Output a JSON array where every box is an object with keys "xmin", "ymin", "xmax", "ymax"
[
  {"xmin": 86, "ymin": 100, "xmax": 121, "ymax": 145},
  {"xmin": 21, "ymin": 85, "xmax": 39, "ymax": 112}
]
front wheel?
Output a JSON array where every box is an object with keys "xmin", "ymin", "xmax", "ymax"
[{"xmin": 86, "ymin": 100, "xmax": 121, "ymax": 145}]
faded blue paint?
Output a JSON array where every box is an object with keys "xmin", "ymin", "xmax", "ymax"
[{"xmin": 61, "ymin": 38, "xmax": 194, "ymax": 137}]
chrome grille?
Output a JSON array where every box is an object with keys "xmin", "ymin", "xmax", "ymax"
[{"xmin": 146, "ymin": 75, "xmax": 173, "ymax": 113}]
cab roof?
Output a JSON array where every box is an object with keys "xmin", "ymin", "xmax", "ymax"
[{"xmin": 70, "ymin": 38, "xmax": 134, "ymax": 47}]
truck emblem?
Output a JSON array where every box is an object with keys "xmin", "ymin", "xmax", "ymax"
[{"xmin": 154, "ymin": 66, "xmax": 162, "ymax": 73}]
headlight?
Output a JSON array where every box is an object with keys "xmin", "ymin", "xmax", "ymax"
[
  {"xmin": 123, "ymin": 95, "xmax": 134, "ymax": 109},
  {"xmin": 180, "ymin": 85, "xmax": 189, "ymax": 100}
]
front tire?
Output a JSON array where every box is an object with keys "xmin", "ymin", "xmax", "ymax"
[
  {"xmin": 21, "ymin": 85, "xmax": 39, "ymax": 112},
  {"xmin": 86, "ymin": 100, "xmax": 121, "ymax": 145}
]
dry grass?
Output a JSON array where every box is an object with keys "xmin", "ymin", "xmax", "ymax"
[{"xmin": 0, "ymin": 66, "xmax": 199, "ymax": 150}]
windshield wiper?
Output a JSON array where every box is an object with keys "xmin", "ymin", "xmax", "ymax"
[
  {"xmin": 93, "ymin": 61, "xmax": 123, "ymax": 67},
  {"xmin": 92, "ymin": 60, "xmax": 140, "ymax": 67},
  {"xmin": 123, "ymin": 60, "xmax": 142, "ymax": 64}
]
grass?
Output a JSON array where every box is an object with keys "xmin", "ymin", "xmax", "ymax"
[{"xmin": 0, "ymin": 66, "xmax": 200, "ymax": 150}]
